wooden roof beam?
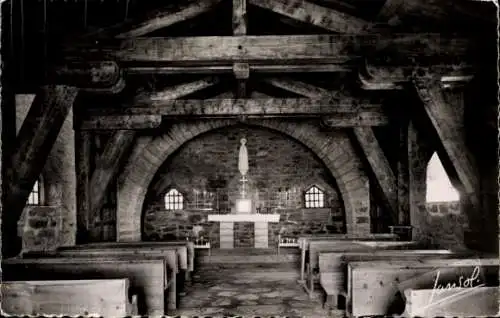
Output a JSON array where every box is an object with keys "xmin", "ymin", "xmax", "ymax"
[
  {"xmin": 126, "ymin": 64, "xmax": 352, "ymax": 75},
  {"xmin": 249, "ymin": 0, "xmax": 372, "ymax": 33},
  {"xmin": 82, "ymin": 0, "xmax": 223, "ymax": 39},
  {"xmin": 64, "ymin": 34, "xmax": 473, "ymax": 66},
  {"xmin": 85, "ymin": 97, "xmax": 383, "ymax": 117}
]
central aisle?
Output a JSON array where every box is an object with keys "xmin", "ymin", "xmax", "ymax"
[{"xmin": 172, "ymin": 248, "xmax": 335, "ymax": 317}]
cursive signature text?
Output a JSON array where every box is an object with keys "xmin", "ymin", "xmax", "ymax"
[{"xmin": 427, "ymin": 266, "xmax": 484, "ymax": 307}]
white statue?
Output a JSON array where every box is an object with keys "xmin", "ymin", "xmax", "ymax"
[{"xmin": 238, "ymin": 138, "xmax": 248, "ymax": 177}]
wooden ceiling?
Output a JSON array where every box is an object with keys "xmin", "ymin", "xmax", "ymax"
[{"xmin": 3, "ymin": 0, "xmax": 497, "ymax": 92}]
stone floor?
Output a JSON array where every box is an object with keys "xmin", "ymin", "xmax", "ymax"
[{"xmin": 172, "ymin": 250, "xmax": 341, "ymax": 317}]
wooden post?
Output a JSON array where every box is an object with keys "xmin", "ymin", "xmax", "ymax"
[
  {"xmin": 75, "ymin": 131, "xmax": 92, "ymax": 244},
  {"xmin": 89, "ymin": 131, "xmax": 136, "ymax": 223},
  {"xmin": 397, "ymin": 121, "xmax": 410, "ymax": 225}
]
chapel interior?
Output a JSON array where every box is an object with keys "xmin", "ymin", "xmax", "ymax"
[{"xmin": 0, "ymin": 0, "xmax": 498, "ymax": 316}]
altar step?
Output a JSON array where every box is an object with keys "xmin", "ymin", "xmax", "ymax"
[{"xmin": 195, "ymin": 248, "xmax": 300, "ymax": 265}]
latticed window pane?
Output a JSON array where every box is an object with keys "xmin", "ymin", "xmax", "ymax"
[
  {"xmin": 165, "ymin": 189, "xmax": 184, "ymax": 210},
  {"xmin": 28, "ymin": 180, "xmax": 41, "ymax": 205},
  {"xmin": 305, "ymin": 186, "xmax": 325, "ymax": 208}
]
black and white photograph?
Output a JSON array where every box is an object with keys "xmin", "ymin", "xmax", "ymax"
[{"xmin": 0, "ymin": 0, "xmax": 498, "ymax": 316}]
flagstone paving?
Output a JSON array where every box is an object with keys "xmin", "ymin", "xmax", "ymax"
[{"xmin": 172, "ymin": 262, "xmax": 341, "ymax": 317}]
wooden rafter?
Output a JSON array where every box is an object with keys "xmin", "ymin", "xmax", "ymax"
[
  {"xmin": 249, "ymin": 0, "xmax": 371, "ymax": 33},
  {"xmin": 353, "ymin": 127, "xmax": 399, "ymax": 223},
  {"xmin": 413, "ymin": 78, "xmax": 480, "ymax": 208},
  {"xmin": 4, "ymin": 86, "xmax": 79, "ymax": 245},
  {"xmin": 263, "ymin": 78, "xmax": 329, "ymax": 98},
  {"xmin": 64, "ymin": 34, "xmax": 473, "ymax": 66},
  {"xmin": 137, "ymin": 77, "xmax": 220, "ymax": 101},
  {"xmin": 82, "ymin": 0, "xmax": 223, "ymax": 39}
]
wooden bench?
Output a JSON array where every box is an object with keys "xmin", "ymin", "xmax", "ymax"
[
  {"xmin": 297, "ymin": 234, "xmax": 399, "ymax": 282},
  {"xmin": 1, "ymin": 279, "xmax": 138, "ymax": 316},
  {"xmin": 305, "ymin": 240, "xmax": 420, "ymax": 297},
  {"xmin": 318, "ymin": 249, "xmax": 476, "ymax": 310},
  {"xmin": 403, "ymin": 286, "xmax": 499, "ymax": 317},
  {"xmin": 2, "ymin": 257, "xmax": 168, "ymax": 316},
  {"xmin": 346, "ymin": 257, "xmax": 499, "ymax": 317},
  {"xmin": 58, "ymin": 240, "xmax": 194, "ymax": 277},
  {"xmin": 45, "ymin": 246, "xmax": 181, "ymax": 309}
]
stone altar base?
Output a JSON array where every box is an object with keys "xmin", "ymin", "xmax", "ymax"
[{"xmin": 208, "ymin": 214, "xmax": 280, "ymax": 249}]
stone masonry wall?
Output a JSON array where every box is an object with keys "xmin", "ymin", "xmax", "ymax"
[
  {"xmin": 17, "ymin": 206, "xmax": 62, "ymax": 253},
  {"xmin": 119, "ymin": 119, "xmax": 371, "ymax": 242},
  {"xmin": 422, "ymin": 201, "xmax": 468, "ymax": 250},
  {"xmin": 143, "ymin": 125, "xmax": 347, "ymax": 246}
]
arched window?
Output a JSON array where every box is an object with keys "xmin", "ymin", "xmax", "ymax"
[
  {"xmin": 28, "ymin": 179, "xmax": 42, "ymax": 205},
  {"xmin": 305, "ymin": 185, "xmax": 325, "ymax": 208},
  {"xmin": 426, "ymin": 153, "xmax": 460, "ymax": 202},
  {"xmin": 165, "ymin": 189, "xmax": 184, "ymax": 210}
]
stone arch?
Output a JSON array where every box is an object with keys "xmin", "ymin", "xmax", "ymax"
[{"xmin": 117, "ymin": 119, "xmax": 370, "ymax": 241}]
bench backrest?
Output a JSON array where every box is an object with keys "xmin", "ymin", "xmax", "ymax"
[
  {"xmin": 298, "ymin": 233, "xmax": 399, "ymax": 249},
  {"xmin": 1, "ymin": 279, "xmax": 137, "ymax": 316},
  {"xmin": 309, "ymin": 240, "xmax": 420, "ymax": 271},
  {"xmin": 318, "ymin": 249, "xmax": 454, "ymax": 273},
  {"xmin": 54, "ymin": 247, "xmax": 181, "ymax": 273},
  {"xmin": 58, "ymin": 243, "xmax": 189, "ymax": 271},
  {"xmin": 403, "ymin": 286, "xmax": 499, "ymax": 317},
  {"xmin": 2, "ymin": 257, "xmax": 166, "ymax": 316},
  {"xmin": 346, "ymin": 257, "xmax": 499, "ymax": 317}
]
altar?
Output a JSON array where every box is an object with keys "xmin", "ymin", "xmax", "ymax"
[
  {"xmin": 208, "ymin": 214, "xmax": 281, "ymax": 248},
  {"xmin": 207, "ymin": 138, "xmax": 281, "ymax": 248}
]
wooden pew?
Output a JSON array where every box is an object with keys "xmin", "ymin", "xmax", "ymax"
[
  {"xmin": 58, "ymin": 240, "xmax": 194, "ymax": 277},
  {"xmin": 2, "ymin": 257, "xmax": 168, "ymax": 316},
  {"xmin": 403, "ymin": 286, "xmax": 499, "ymax": 317},
  {"xmin": 1, "ymin": 279, "xmax": 138, "ymax": 316},
  {"xmin": 45, "ymin": 246, "xmax": 181, "ymax": 310},
  {"xmin": 346, "ymin": 257, "xmax": 499, "ymax": 317},
  {"xmin": 305, "ymin": 240, "xmax": 420, "ymax": 296},
  {"xmin": 297, "ymin": 233, "xmax": 399, "ymax": 282},
  {"xmin": 318, "ymin": 249, "xmax": 477, "ymax": 310}
]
